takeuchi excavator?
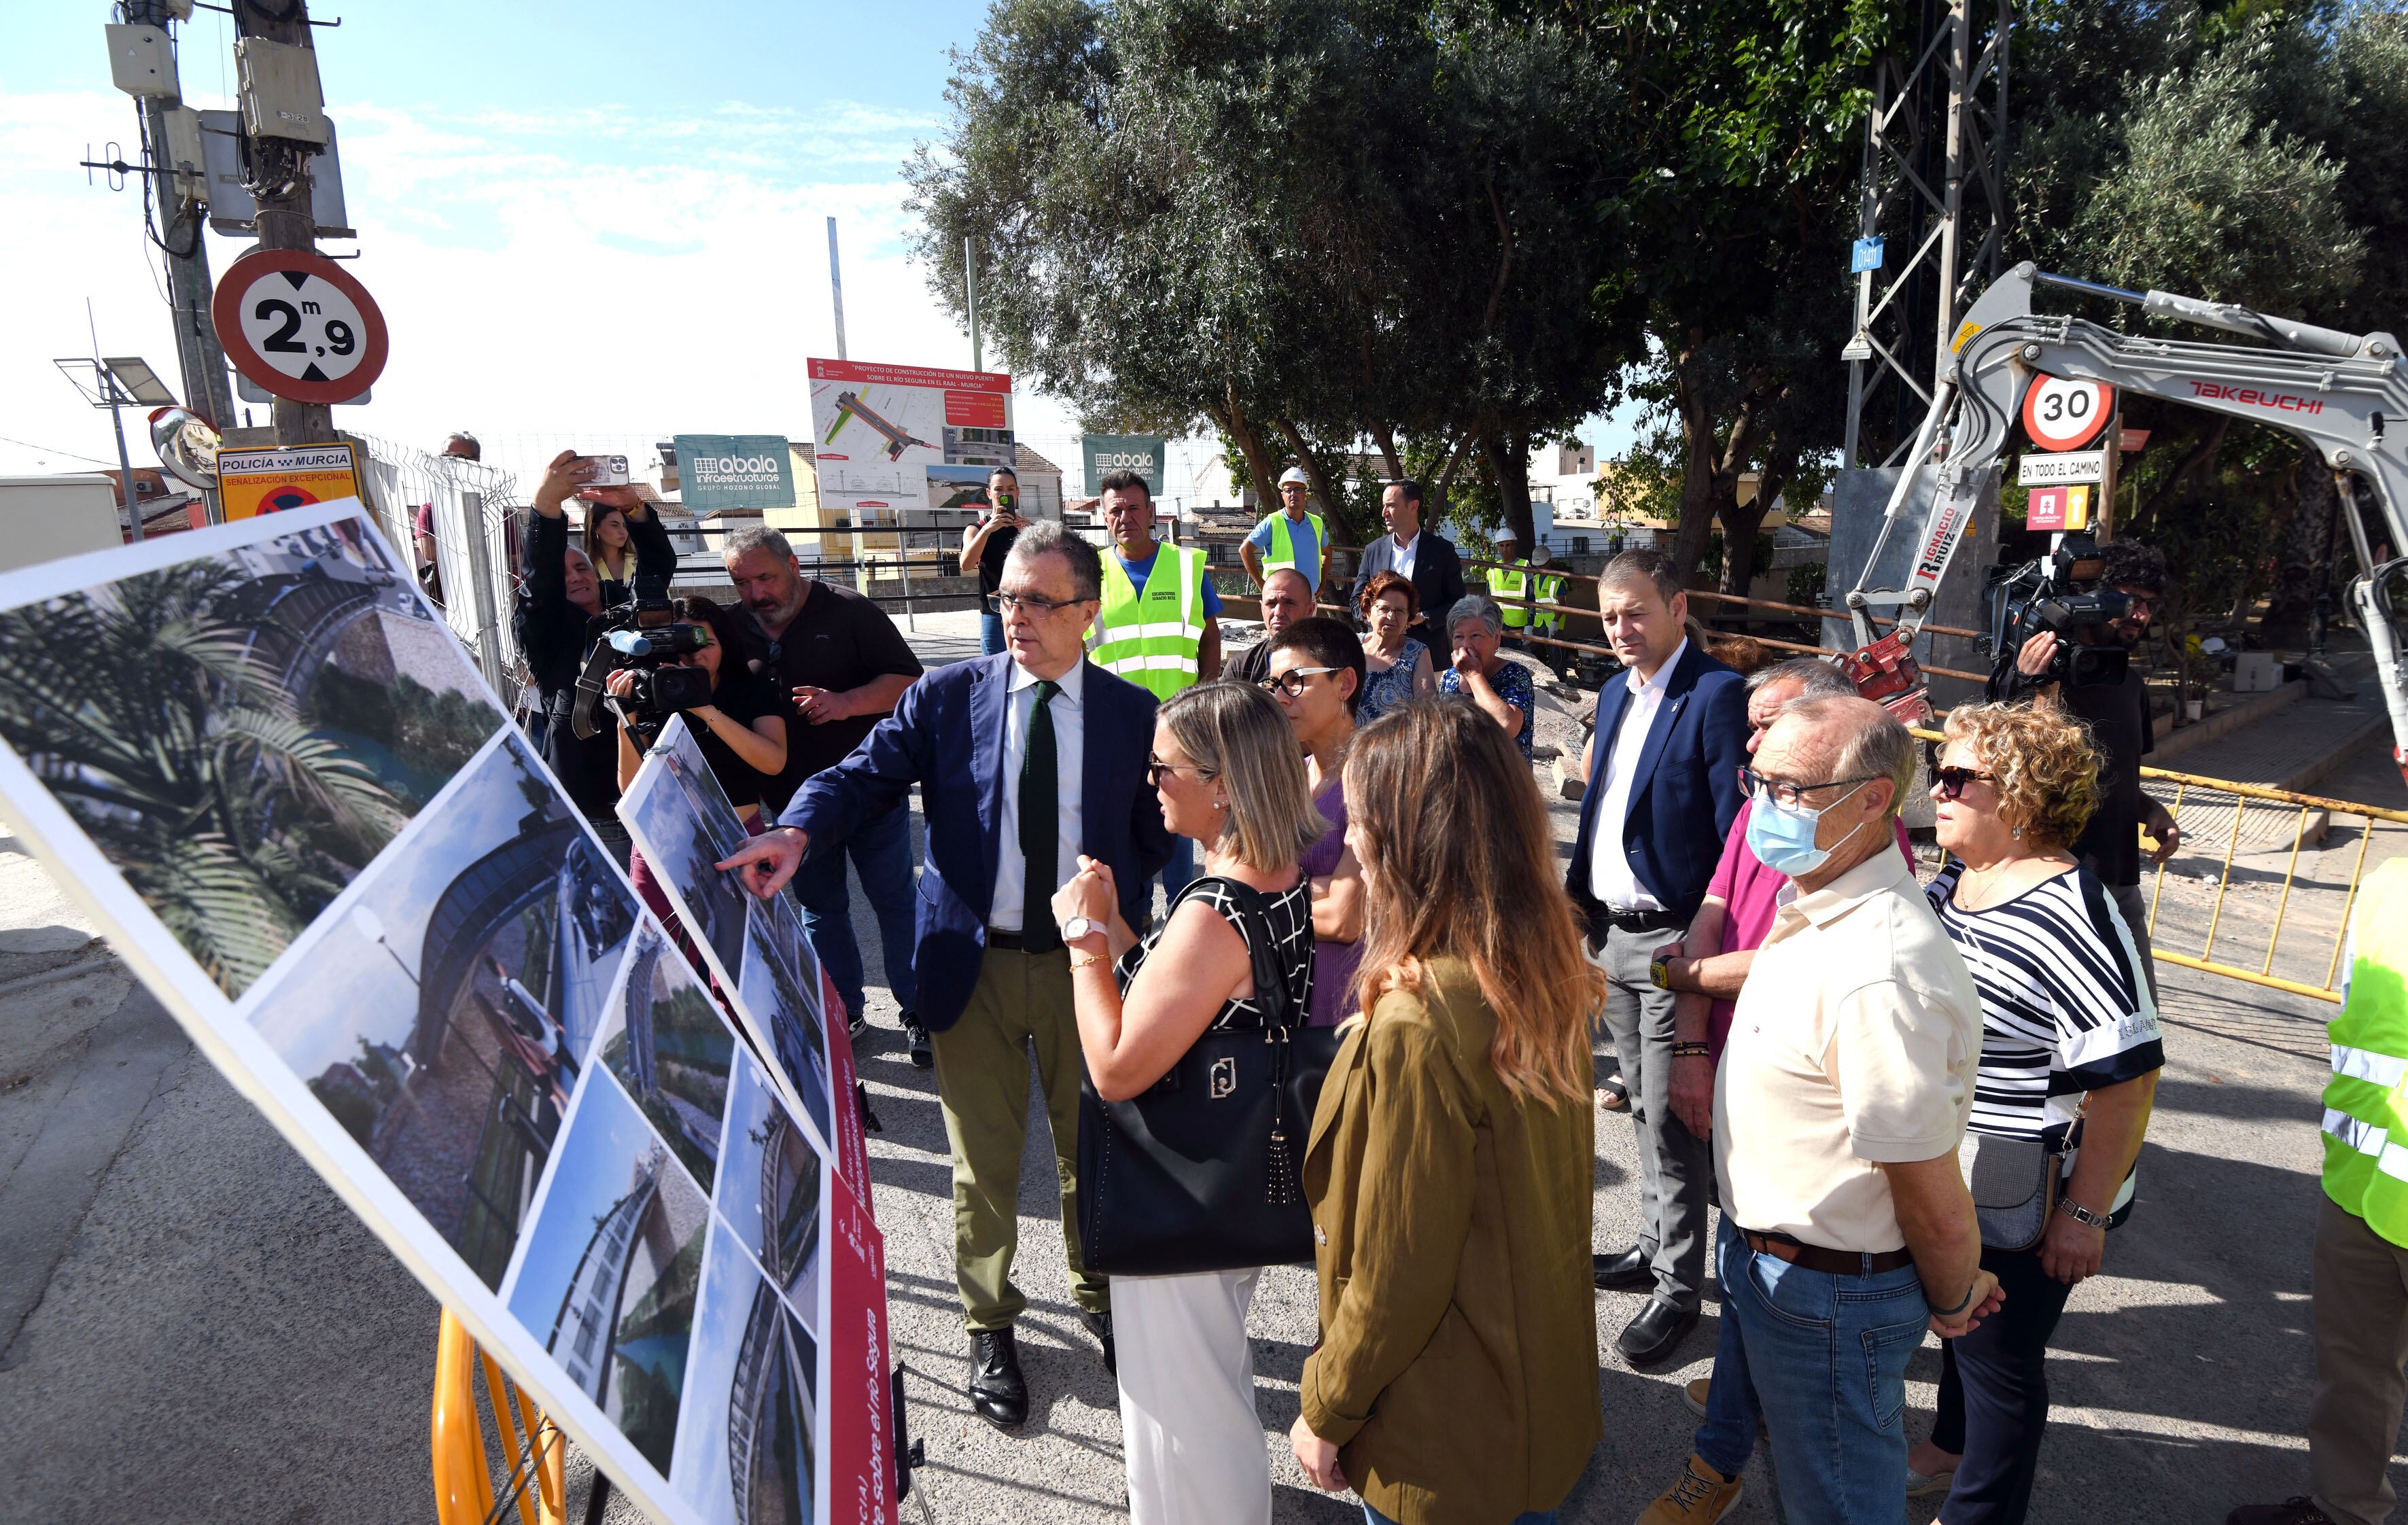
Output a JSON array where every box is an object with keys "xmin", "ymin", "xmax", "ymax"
[{"xmin": 1839, "ymin": 260, "xmax": 2408, "ymax": 792}]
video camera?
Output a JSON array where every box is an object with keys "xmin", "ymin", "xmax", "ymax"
[
  {"xmin": 569, "ymin": 591, "xmax": 714, "ymax": 740},
  {"xmin": 1984, "ymin": 533, "xmax": 2131, "ymax": 700}
]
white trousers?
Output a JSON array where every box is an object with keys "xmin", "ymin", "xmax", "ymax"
[{"xmin": 1114, "ymin": 1265, "xmax": 1272, "ymax": 1525}]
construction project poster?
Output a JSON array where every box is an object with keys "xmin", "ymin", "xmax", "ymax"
[{"xmin": 805, "ymin": 358, "xmax": 1013, "ymax": 523}]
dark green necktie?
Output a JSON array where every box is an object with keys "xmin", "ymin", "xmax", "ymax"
[{"xmin": 1021, "ymin": 679, "xmax": 1061, "ymax": 949}]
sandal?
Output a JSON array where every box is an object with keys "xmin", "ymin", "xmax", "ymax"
[{"xmin": 1598, "ymin": 1074, "xmax": 1631, "ymax": 1111}]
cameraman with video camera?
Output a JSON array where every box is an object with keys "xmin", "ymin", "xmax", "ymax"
[
  {"xmin": 2011, "ymin": 538, "xmax": 2184, "ymax": 998},
  {"xmin": 517, "ymin": 450, "xmax": 678, "ymax": 866}
]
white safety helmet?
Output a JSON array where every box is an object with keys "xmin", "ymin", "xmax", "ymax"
[{"xmin": 1277, "ymin": 466, "xmax": 1310, "ymax": 488}]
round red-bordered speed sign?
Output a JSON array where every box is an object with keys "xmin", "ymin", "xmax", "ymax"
[
  {"xmin": 211, "ymin": 247, "xmax": 389, "ymax": 406},
  {"xmin": 2021, "ymin": 372, "xmax": 2114, "ymax": 452}
]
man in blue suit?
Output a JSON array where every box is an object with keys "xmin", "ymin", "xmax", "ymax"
[
  {"xmin": 1567, "ymin": 548, "xmax": 1749, "ymax": 1368},
  {"xmin": 720, "ymin": 520, "xmax": 1172, "ymax": 1432}
]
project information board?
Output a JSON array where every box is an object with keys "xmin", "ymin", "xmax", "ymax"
[
  {"xmin": 806, "ymin": 359, "xmax": 1013, "ymax": 523},
  {"xmin": 0, "ymin": 503, "xmax": 894, "ymax": 1525}
]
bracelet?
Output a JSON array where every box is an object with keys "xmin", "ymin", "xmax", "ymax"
[
  {"xmin": 2056, "ymin": 1195, "xmax": 2110, "ymax": 1228},
  {"xmin": 1670, "ymin": 1042, "xmax": 1711, "ymax": 1059},
  {"xmin": 1931, "ymin": 1282, "xmax": 1977, "ymax": 1318},
  {"xmin": 1069, "ymin": 952, "xmax": 1109, "ymax": 972}
]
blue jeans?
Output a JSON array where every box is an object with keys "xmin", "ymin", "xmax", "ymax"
[
  {"xmin": 1694, "ymin": 1249, "xmax": 1767, "ymax": 1479},
  {"xmin": 1714, "ymin": 1218, "xmax": 1929, "ymax": 1525},
  {"xmin": 790, "ymin": 802, "xmax": 920, "ymax": 1022},
  {"xmin": 979, "ymin": 609, "xmax": 1007, "ymax": 654},
  {"xmin": 1365, "ymin": 1506, "xmax": 1553, "ymax": 1524}
]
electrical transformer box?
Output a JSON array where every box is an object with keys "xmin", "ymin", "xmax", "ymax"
[
  {"xmin": 234, "ymin": 37, "xmax": 330, "ymax": 146},
  {"xmin": 105, "ymin": 23, "xmax": 179, "ymax": 99}
]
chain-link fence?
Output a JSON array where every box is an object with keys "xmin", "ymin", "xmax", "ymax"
[{"xmin": 354, "ymin": 434, "xmax": 525, "ymax": 709}]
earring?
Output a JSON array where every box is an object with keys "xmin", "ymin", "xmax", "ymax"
[{"xmin": 2012, "ymin": 824, "xmax": 2022, "ymax": 839}]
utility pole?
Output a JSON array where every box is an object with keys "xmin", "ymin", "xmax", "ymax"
[
  {"xmin": 964, "ymin": 234, "xmax": 981, "ymax": 372},
  {"xmin": 124, "ymin": 0, "xmax": 237, "ymax": 447},
  {"xmin": 828, "ymin": 217, "xmax": 850, "ymax": 361},
  {"xmin": 232, "ymin": 0, "xmax": 334, "ymax": 446}
]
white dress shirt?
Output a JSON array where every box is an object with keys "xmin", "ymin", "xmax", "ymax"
[
  {"xmin": 1391, "ymin": 530, "xmax": 1421, "ymax": 582},
  {"xmin": 991, "ymin": 659, "xmax": 1086, "ymax": 932},
  {"xmin": 1586, "ymin": 637, "xmax": 1688, "ymax": 913}
]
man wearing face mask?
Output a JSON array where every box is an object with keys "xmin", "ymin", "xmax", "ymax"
[
  {"xmin": 1688, "ymin": 696, "xmax": 1990, "ymax": 1524},
  {"xmin": 2014, "ymin": 539, "xmax": 2182, "ymax": 1001}
]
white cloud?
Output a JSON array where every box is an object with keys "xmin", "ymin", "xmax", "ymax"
[{"xmin": 0, "ymin": 88, "xmax": 1102, "ymax": 497}]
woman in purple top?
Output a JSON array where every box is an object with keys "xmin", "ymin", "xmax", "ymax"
[{"xmin": 1255, "ymin": 615, "xmax": 1366, "ymax": 1026}]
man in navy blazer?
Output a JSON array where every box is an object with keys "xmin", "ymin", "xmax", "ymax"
[
  {"xmin": 1567, "ymin": 548, "xmax": 1748, "ymax": 1368},
  {"xmin": 1349, "ymin": 477, "xmax": 1466, "ymax": 650},
  {"xmin": 721, "ymin": 521, "xmax": 1170, "ymax": 1431}
]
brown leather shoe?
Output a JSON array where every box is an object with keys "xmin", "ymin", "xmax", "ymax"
[{"xmin": 1637, "ymin": 1455, "xmax": 1744, "ymax": 1525}]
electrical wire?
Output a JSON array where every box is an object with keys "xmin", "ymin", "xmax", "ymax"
[{"xmin": 0, "ymin": 435, "xmax": 122, "ymax": 468}]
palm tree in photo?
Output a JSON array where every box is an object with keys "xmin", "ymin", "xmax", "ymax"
[{"xmin": 0, "ymin": 561, "xmax": 406, "ymax": 996}]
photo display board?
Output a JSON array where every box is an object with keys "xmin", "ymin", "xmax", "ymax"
[
  {"xmin": 806, "ymin": 358, "xmax": 1014, "ymax": 523},
  {"xmin": 0, "ymin": 503, "xmax": 894, "ymax": 1525}
]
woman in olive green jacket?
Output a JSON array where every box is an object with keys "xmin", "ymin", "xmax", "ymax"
[{"xmin": 1290, "ymin": 699, "xmax": 1607, "ymax": 1525}]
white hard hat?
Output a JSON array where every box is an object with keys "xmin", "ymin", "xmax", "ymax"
[
  {"xmin": 1493, "ymin": 525, "xmax": 1520, "ymax": 543},
  {"xmin": 1277, "ymin": 466, "xmax": 1310, "ymax": 487}
]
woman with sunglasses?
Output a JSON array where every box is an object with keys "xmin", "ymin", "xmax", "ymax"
[
  {"xmin": 1909, "ymin": 702, "xmax": 2163, "ymax": 1524},
  {"xmin": 1050, "ymin": 682, "xmax": 1327, "ymax": 1524},
  {"xmin": 1262, "ymin": 615, "xmax": 1369, "ymax": 1027}
]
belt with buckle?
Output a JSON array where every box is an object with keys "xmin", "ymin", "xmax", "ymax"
[
  {"xmin": 1597, "ymin": 906, "xmax": 1683, "ymax": 935},
  {"xmin": 1741, "ymin": 1229, "xmax": 1915, "ymax": 1277}
]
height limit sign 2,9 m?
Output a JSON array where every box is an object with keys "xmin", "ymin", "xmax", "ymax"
[{"xmin": 211, "ymin": 247, "xmax": 390, "ymax": 406}]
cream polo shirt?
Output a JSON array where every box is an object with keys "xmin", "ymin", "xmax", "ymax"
[{"xmin": 1713, "ymin": 847, "xmax": 1981, "ymax": 1253}]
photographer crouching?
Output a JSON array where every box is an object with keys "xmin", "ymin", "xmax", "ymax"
[
  {"xmin": 2002, "ymin": 538, "xmax": 2184, "ymax": 999},
  {"xmin": 516, "ymin": 449, "xmax": 679, "ymax": 866}
]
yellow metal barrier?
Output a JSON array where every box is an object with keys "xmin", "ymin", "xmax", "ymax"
[
  {"xmin": 1910, "ymin": 726, "xmax": 2405, "ymax": 1004},
  {"xmin": 432, "ymin": 1309, "xmax": 568, "ymax": 1525}
]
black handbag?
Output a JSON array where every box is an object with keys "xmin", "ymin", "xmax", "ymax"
[{"xmin": 1077, "ymin": 877, "xmax": 1344, "ymax": 1276}]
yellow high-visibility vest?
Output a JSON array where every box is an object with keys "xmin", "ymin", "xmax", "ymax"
[
  {"xmin": 1093, "ymin": 544, "xmax": 1208, "ymax": 700},
  {"xmin": 2325, "ymin": 859, "xmax": 2408, "ymax": 1246},
  {"xmin": 1261, "ymin": 511, "xmax": 1325, "ymax": 583}
]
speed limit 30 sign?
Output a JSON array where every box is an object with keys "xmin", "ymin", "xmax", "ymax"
[
  {"xmin": 211, "ymin": 247, "xmax": 389, "ymax": 406},
  {"xmin": 2021, "ymin": 372, "xmax": 2114, "ymax": 452}
]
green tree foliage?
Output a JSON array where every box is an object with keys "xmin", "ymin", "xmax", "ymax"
[{"xmin": 0, "ymin": 564, "xmax": 405, "ymax": 996}]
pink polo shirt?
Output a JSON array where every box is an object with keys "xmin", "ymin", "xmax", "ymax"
[{"xmin": 1705, "ymin": 799, "xmax": 1917, "ymax": 1057}]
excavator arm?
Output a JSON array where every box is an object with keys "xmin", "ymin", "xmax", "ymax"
[{"xmin": 1843, "ymin": 260, "xmax": 2408, "ymax": 791}]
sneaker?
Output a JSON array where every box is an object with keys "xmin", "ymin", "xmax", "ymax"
[
  {"xmin": 847, "ymin": 1007, "xmax": 868, "ymax": 1040},
  {"xmin": 1906, "ymin": 1466, "xmax": 1957, "ymax": 1498},
  {"xmin": 903, "ymin": 1013, "xmax": 932, "ymax": 1070},
  {"xmin": 2227, "ymin": 1502, "xmax": 2339, "ymax": 1525},
  {"xmin": 1636, "ymin": 1454, "xmax": 1743, "ymax": 1525}
]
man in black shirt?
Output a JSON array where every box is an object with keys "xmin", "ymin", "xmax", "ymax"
[
  {"xmin": 514, "ymin": 450, "xmax": 676, "ymax": 867},
  {"xmin": 2015, "ymin": 538, "xmax": 2184, "ymax": 999},
  {"xmin": 725, "ymin": 527, "xmax": 928, "ymax": 1054},
  {"xmin": 1221, "ymin": 567, "xmax": 1314, "ymax": 688},
  {"xmin": 959, "ymin": 466, "xmax": 1028, "ymax": 656}
]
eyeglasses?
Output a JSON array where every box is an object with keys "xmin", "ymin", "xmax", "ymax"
[
  {"xmin": 1258, "ymin": 666, "xmax": 1340, "ymax": 699},
  {"xmin": 990, "ymin": 591, "xmax": 1093, "ymax": 616},
  {"xmin": 1146, "ymin": 756, "xmax": 1221, "ymax": 786},
  {"xmin": 1930, "ymin": 765, "xmax": 2000, "ymax": 800},
  {"xmin": 1737, "ymin": 765, "xmax": 1884, "ymax": 810}
]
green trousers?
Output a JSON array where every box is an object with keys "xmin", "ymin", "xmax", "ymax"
[{"xmin": 930, "ymin": 944, "xmax": 1111, "ymax": 1331}]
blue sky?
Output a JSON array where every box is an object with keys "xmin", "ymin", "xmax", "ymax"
[{"xmin": 0, "ymin": 2, "xmax": 1633, "ymax": 497}]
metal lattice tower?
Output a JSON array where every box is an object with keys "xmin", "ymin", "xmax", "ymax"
[{"xmin": 1841, "ymin": 0, "xmax": 2013, "ymax": 469}]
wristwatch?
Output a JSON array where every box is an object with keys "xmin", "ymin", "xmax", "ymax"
[
  {"xmin": 2056, "ymin": 1195, "xmax": 2110, "ymax": 1228},
  {"xmin": 1062, "ymin": 915, "xmax": 1104, "ymax": 945}
]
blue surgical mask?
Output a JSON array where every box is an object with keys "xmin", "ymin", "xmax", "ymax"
[{"xmin": 1746, "ymin": 783, "xmax": 1870, "ymax": 877}]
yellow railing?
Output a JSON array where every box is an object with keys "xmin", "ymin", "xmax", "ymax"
[
  {"xmin": 1907, "ymin": 728, "xmax": 2404, "ymax": 1004},
  {"xmin": 432, "ymin": 1309, "xmax": 568, "ymax": 1525}
]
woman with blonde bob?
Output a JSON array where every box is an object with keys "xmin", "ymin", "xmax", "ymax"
[
  {"xmin": 1908, "ymin": 702, "xmax": 2162, "ymax": 1524},
  {"xmin": 1052, "ymin": 681, "xmax": 1325, "ymax": 1525},
  {"xmin": 1289, "ymin": 699, "xmax": 1606, "ymax": 1525}
]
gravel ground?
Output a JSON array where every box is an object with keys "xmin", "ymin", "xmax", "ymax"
[{"xmin": 3, "ymin": 635, "xmax": 2402, "ymax": 1522}]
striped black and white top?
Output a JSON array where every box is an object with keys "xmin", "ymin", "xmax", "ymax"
[
  {"xmin": 1118, "ymin": 875, "xmax": 1315, "ymax": 1029},
  {"xmin": 1926, "ymin": 860, "xmax": 2166, "ymax": 1142}
]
